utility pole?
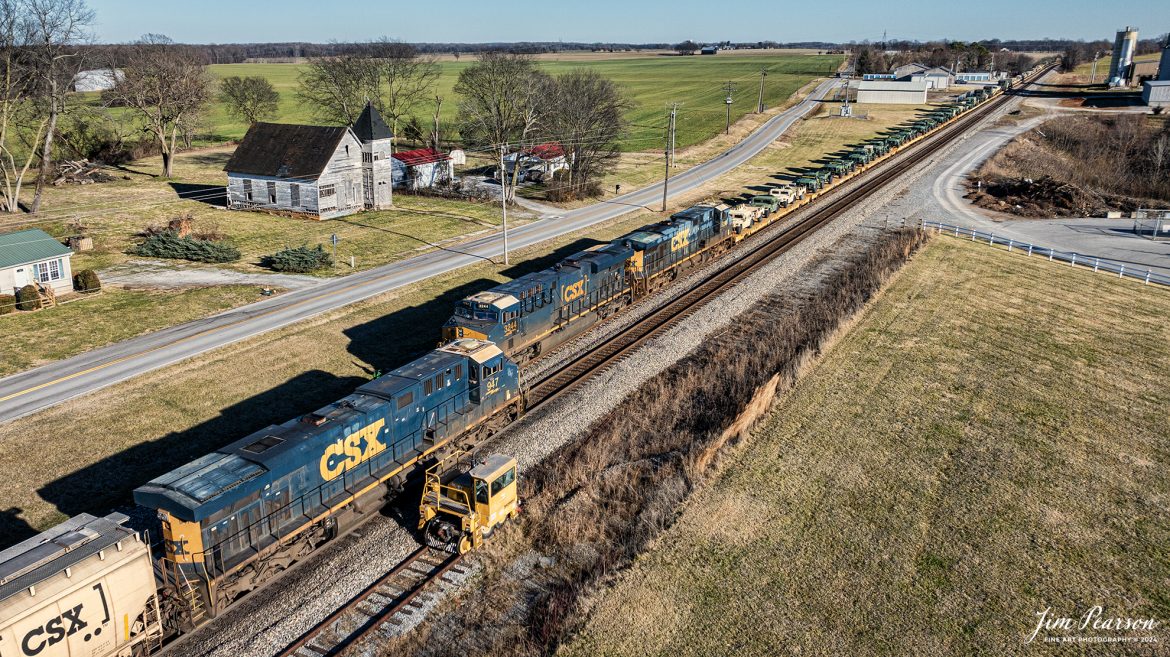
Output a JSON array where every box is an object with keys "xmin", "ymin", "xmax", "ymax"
[
  {"xmin": 756, "ymin": 68, "xmax": 767, "ymax": 113},
  {"xmin": 499, "ymin": 144, "xmax": 510, "ymax": 265},
  {"xmin": 663, "ymin": 105, "xmax": 676, "ymax": 212},
  {"xmin": 723, "ymin": 81, "xmax": 736, "ymax": 134}
]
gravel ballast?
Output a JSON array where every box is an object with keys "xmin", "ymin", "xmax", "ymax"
[{"xmin": 171, "ymin": 93, "xmax": 1031, "ymax": 657}]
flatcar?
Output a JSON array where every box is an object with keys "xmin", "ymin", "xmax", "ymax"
[
  {"xmin": 132, "ymin": 338, "xmax": 522, "ymax": 618},
  {"xmin": 441, "ymin": 204, "xmax": 733, "ymax": 363}
]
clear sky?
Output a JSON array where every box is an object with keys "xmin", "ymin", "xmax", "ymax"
[{"xmin": 88, "ymin": 0, "xmax": 1166, "ymax": 44}]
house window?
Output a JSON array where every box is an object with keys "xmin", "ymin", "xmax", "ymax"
[
  {"xmin": 345, "ymin": 145, "xmax": 350, "ymax": 157},
  {"xmin": 290, "ymin": 184, "xmax": 300, "ymax": 207},
  {"xmin": 320, "ymin": 184, "xmax": 336, "ymax": 198},
  {"xmin": 267, "ymin": 181, "xmax": 276, "ymax": 204},
  {"xmin": 243, "ymin": 179, "xmax": 253, "ymax": 201},
  {"xmin": 34, "ymin": 259, "xmax": 62, "ymax": 282},
  {"xmin": 363, "ymin": 152, "xmax": 372, "ymax": 164}
]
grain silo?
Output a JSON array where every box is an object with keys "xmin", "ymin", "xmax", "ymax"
[
  {"xmin": 1159, "ymin": 37, "xmax": 1170, "ymax": 81},
  {"xmin": 1108, "ymin": 27, "xmax": 1139, "ymax": 87}
]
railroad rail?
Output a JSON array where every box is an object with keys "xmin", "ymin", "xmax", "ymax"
[
  {"xmin": 277, "ymin": 546, "xmax": 463, "ymax": 657},
  {"xmin": 528, "ymin": 66, "xmax": 1054, "ymax": 410},
  {"xmin": 271, "ymin": 65, "xmax": 1052, "ymax": 657}
]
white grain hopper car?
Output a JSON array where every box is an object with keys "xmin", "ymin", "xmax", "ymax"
[{"xmin": 0, "ymin": 513, "xmax": 162, "ymax": 657}]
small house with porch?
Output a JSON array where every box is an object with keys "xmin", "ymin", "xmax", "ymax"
[
  {"xmin": 499, "ymin": 142, "xmax": 569, "ymax": 182},
  {"xmin": 0, "ymin": 228, "xmax": 73, "ymax": 296}
]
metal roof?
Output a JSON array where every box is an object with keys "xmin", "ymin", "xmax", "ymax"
[
  {"xmin": 224, "ymin": 122, "xmax": 352, "ymax": 179},
  {"xmin": 0, "ymin": 513, "xmax": 135, "ymax": 603},
  {"xmin": 0, "ymin": 229, "xmax": 72, "ymax": 270},
  {"xmin": 393, "ymin": 148, "xmax": 450, "ymax": 166},
  {"xmin": 469, "ymin": 454, "xmax": 514, "ymax": 481},
  {"xmin": 351, "ymin": 102, "xmax": 392, "ymax": 141}
]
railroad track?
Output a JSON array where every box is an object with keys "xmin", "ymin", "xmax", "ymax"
[
  {"xmin": 528, "ymin": 67, "xmax": 1053, "ymax": 410},
  {"xmin": 277, "ymin": 546, "xmax": 464, "ymax": 657},
  {"xmin": 271, "ymin": 66, "xmax": 1051, "ymax": 657}
]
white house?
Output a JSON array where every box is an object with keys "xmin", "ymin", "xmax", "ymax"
[
  {"xmin": 0, "ymin": 229, "xmax": 74, "ymax": 296},
  {"xmin": 500, "ymin": 143, "xmax": 569, "ymax": 182},
  {"xmin": 71, "ymin": 68, "xmax": 123, "ymax": 92}
]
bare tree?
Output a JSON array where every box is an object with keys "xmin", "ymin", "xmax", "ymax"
[
  {"xmin": 454, "ymin": 52, "xmax": 549, "ymax": 203},
  {"xmin": 541, "ymin": 69, "xmax": 628, "ymax": 200},
  {"xmin": 25, "ymin": 0, "xmax": 92, "ymax": 212},
  {"xmin": 370, "ymin": 39, "xmax": 439, "ymax": 151},
  {"xmin": 296, "ymin": 52, "xmax": 379, "ymax": 125},
  {"xmin": 103, "ymin": 34, "xmax": 211, "ymax": 177},
  {"xmin": 219, "ymin": 75, "xmax": 279, "ymax": 125},
  {"xmin": 675, "ymin": 40, "xmax": 699, "ymax": 56},
  {"xmin": 0, "ymin": 0, "xmax": 39, "ymax": 212}
]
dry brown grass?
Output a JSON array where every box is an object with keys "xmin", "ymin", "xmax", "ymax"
[
  {"xmin": 391, "ymin": 228, "xmax": 929, "ymax": 657},
  {"xmin": 565, "ymin": 236, "xmax": 1170, "ymax": 656},
  {"xmin": 969, "ymin": 113, "xmax": 1170, "ymax": 216}
]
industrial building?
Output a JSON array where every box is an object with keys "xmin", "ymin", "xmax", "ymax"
[
  {"xmin": 1108, "ymin": 26, "xmax": 1139, "ymax": 87},
  {"xmin": 856, "ymin": 79, "xmax": 929, "ymax": 105},
  {"xmin": 1142, "ymin": 80, "xmax": 1170, "ymax": 108},
  {"xmin": 1160, "ymin": 39, "xmax": 1170, "ymax": 81},
  {"xmin": 956, "ymin": 71, "xmax": 993, "ymax": 83}
]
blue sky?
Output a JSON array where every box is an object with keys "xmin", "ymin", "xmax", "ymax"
[{"xmin": 89, "ymin": 0, "xmax": 1166, "ymax": 44}]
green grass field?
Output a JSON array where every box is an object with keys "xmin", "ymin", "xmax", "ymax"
[
  {"xmin": 564, "ymin": 236, "xmax": 1170, "ymax": 656},
  {"xmin": 201, "ymin": 52, "xmax": 841, "ymax": 151}
]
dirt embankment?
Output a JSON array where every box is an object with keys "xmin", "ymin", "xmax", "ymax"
[
  {"xmin": 383, "ymin": 227, "xmax": 929, "ymax": 657},
  {"xmin": 965, "ymin": 114, "xmax": 1170, "ymax": 218}
]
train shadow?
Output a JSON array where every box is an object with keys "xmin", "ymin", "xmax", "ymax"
[
  {"xmin": 344, "ymin": 237, "xmax": 606, "ymax": 370},
  {"xmin": 29, "ymin": 237, "xmax": 608, "ymax": 548},
  {"xmin": 0, "ymin": 508, "xmax": 39, "ymax": 548}
]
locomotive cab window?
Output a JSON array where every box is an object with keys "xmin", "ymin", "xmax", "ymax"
[
  {"xmin": 475, "ymin": 479, "xmax": 489, "ymax": 505},
  {"xmin": 491, "ymin": 468, "xmax": 516, "ymax": 495}
]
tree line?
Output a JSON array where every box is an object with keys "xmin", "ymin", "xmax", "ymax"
[
  {"xmin": 0, "ymin": 9, "xmax": 630, "ymax": 214},
  {"xmin": 851, "ymin": 41, "xmax": 1038, "ymax": 76}
]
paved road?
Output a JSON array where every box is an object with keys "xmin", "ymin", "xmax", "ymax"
[
  {"xmin": 0, "ymin": 79, "xmax": 838, "ymax": 424},
  {"xmin": 930, "ymin": 94, "xmax": 1170, "ymax": 277}
]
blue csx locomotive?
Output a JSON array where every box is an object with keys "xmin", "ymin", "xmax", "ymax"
[
  {"xmin": 133, "ymin": 339, "xmax": 521, "ymax": 617},
  {"xmin": 442, "ymin": 203, "xmax": 737, "ymax": 362}
]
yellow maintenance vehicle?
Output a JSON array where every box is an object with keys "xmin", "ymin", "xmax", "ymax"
[{"xmin": 419, "ymin": 453, "xmax": 519, "ymax": 554}]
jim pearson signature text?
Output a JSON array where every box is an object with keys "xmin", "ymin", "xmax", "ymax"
[{"xmin": 1028, "ymin": 606, "xmax": 1159, "ymax": 644}]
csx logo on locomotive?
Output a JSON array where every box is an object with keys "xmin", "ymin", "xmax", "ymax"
[
  {"xmin": 20, "ymin": 604, "xmax": 92, "ymax": 656},
  {"xmin": 670, "ymin": 227, "xmax": 691, "ymax": 252},
  {"xmin": 561, "ymin": 280, "xmax": 586, "ymax": 303},
  {"xmin": 319, "ymin": 419, "xmax": 387, "ymax": 481}
]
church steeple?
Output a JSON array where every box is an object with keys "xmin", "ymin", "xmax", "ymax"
[{"xmin": 352, "ymin": 101, "xmax": 392, "ymax": 142}]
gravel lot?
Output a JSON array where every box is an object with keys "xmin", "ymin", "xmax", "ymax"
[{"xmin": 170, "ymin": 100, "xmax": 1023, "ymax": 657}]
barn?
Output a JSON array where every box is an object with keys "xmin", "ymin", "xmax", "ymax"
[
  {"xmin": 224, "ymin": 123, "xmax": 365, "ymax": 219},
  {"xmin": 856, "ymin": 80, "xmax": 929, "ymax": 105}
]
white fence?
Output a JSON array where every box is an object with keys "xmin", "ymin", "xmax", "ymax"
[{"xmin": 921, "ymin": 220, "xmax": 1170, "ymax": 288}]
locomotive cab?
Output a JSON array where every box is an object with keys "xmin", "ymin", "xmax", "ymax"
[
  {"xmin": 420, "ymin": 453, "xmax": 519, "ymax": 554},
  {"xmin": 442, "ymin": 292, "xmax": 521, "ymax": 345}
]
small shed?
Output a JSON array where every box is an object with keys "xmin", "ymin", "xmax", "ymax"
[
  {"xmin": 0, "ymin": 228, "xmax": 73, "ymax": 295},
  {"xmin": 392, "ymin": 148, "xmax": 454, "ymax": 190},
  {"xmin": 856, "ymin": 80, "xmax": 929, "ymax": 105},
  {"xmin": 1142, "ymin": 80, "xmax": 1170, "ymax": 108}
]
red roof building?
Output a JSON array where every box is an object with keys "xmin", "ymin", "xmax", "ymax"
[
  {"xmin": 529, "ymin": 142, "xmax": 565, "ymax": 160},
  {"xmin": 392, "ymin": 148, "xmax": 451, "ymax": 166}
]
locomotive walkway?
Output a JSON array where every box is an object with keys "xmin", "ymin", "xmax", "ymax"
[{"xmin": 0, "ymin": 78, "xmax": 837, "ymax": 424}]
